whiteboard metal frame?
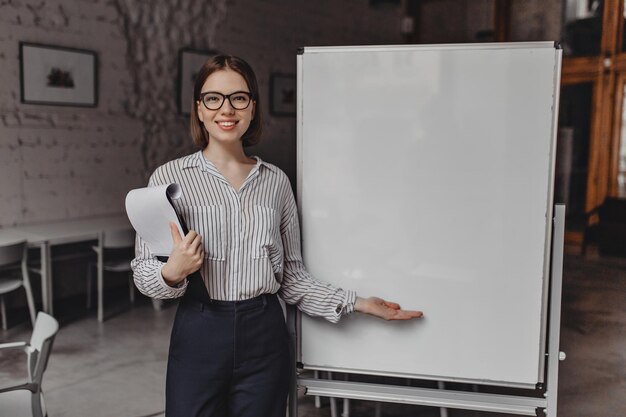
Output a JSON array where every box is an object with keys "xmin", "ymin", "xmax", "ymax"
[
  {"xmin": 295, "ymin": 41, "xmax": 561, "ymax": 388},
  {"xmin": 299, "ymin": 41, "xmax": 559, "ymax": 54},
  {"xmin": 289, "ymin": 205, "xmax": 565, "ymax": 417},
  {"xmin": 538, "ymin": 45, "xmax": 563, "ymax": 382},
  {"xmin": 291, "ymin": 43, "xmax": 565, "ymax": 416},
  {"xmin": 293, "ymin": 365, "xmax": 534, "ymax": 390}
]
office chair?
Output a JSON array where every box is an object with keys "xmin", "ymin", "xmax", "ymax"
[
  {"xmin": 0, "ymin": 312, "xmax": 59, "ymax": 417},
  {"xmin": 0, "ymin": 240, "xmax": 37, "ymax": 330},
  {"xmin": 86, "ymin": 229, "xmax": 136, "ymax": 322}
]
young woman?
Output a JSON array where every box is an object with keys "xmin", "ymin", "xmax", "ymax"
[{"xmin": 131, "ymin": 55, "xmax": 423, "ymax": 417}]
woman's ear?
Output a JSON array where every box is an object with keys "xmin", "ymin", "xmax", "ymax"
[
  {"xmin": 196, "ymin": 101, "xmax": 204, "ymax": 123},
  {"xmin": 251, "ymin": 100, "xmax": 256, "ymax": 119}
]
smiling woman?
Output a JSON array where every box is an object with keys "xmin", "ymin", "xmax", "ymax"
[
  {"xmin": 189, "ymin": 55, "xmax": 262, "ymax": 150},
  {"xmin": 130, "ymin": 54, "xmax": 423, "ymax": 417}
]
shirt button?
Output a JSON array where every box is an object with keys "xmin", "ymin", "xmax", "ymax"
[{"xmin": 335, "ymin": 304, "xmax": 343, "ymax": 314}]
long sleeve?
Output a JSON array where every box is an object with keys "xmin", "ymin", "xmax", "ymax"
[
  {"xmin": 277, "ymin": 187, "xmax": 357, "ymax": 323},
  {"xmin": 130, "ymin": 171, "xmax": 188, "ymax": 300},
  {"xmin": 130, "ymin": 152, "xmax": 352, "ymax": 307}
]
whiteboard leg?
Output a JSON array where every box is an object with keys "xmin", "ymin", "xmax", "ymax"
[
  {"xmin": 438, "ymin": 381, "xmax": 448, "ymax": 417},
  {"xmin": 330, "ymin": 399, "xmax": 338, "ymax": 417},
  {"xmin": 545, "ymin": 205, "xmax": 566, "ymax": 417},
  {"xmin": 314, "ymin": 370, "xmax": 321, "ymax": 408},
  {"xmin": 329, "ymin": 372, "xmax": 338, "ymax": 417},
  {"xmin": 342, "ymin": 374, "xmax": 350, "ymax": 417}
]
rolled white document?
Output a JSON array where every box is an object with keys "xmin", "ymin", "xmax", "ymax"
[{"xmin": 125, "ymin": 183, "xmax": 184, "ymax": 256}]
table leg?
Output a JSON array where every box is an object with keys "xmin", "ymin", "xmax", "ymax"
[
  {"xmin": 97, "ymin": 235, "xmax": 104, "ymax": 322},
  {"xmin": 40, "ymin": 242, "xmax": 53, "ymax": 314}
]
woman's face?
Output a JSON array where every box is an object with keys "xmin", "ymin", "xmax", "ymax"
[{"xmin": 197, "ymin": 69, "xmax": 255, "ymax": 147}]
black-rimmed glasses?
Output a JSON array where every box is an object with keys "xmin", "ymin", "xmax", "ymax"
[{"xmin": 198, "ymin": 91, "xmax": 253, "ymax": 110}]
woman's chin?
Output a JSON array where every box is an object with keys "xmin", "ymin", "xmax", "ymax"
[{"xmin": 208, "ymin": 134, "xmax": 245, "ymax": 146}]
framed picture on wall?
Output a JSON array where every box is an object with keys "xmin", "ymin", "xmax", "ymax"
[
  {"xmin": 270, "ymin": 73, "xmax": 296, "ymax": 116},
  {"xmin": 178, "ymin": 48, "xmax": 218, "ymax": 115},
  {"xmin": 19, "ymin": 42, "xmax": 98, "ymax": 107}
]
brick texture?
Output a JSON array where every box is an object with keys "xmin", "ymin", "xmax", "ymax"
[{"xmin": 0, "ymin": 0, "xmax": 404, "ymax": 228}]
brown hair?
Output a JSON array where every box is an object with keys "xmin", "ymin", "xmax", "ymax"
[{"xmin": 190, "ymin": 55, "xmax": 263, "ymax": 148}]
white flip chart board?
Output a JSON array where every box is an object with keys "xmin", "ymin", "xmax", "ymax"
[{"xmin": 297, "ymin": 43, "xmax": 561, "ymax": 388}]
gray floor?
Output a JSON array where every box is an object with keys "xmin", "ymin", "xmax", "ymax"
[{"xmin": 0, "ymin": 251, "xmax": 625, "ymax": 417}]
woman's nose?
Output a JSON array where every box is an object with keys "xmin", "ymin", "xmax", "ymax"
[{"xmin": 220, "ymin": 99, "xmax": 235, "ymax": 114}]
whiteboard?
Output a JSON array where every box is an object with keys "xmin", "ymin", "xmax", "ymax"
[{"xmin": 297, "ymin": 43, "xmax": 561, "ymax": 388}]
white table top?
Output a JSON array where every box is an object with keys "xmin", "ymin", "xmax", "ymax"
[
  {"xmin": 0, "ymin": 214, "xmax": 132, "ymax": 246},
  {"xmin": 0, "ymin": 230, "xmax": 30, "ymax": 247}
]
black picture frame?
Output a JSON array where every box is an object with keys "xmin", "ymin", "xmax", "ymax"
[
  {"xmin": 269, "ymin": 73, "xmax": 296, "ymax": 117},
  {"xmin": 177, "ymin": 48, "xmax": 218, "ymax": 115},
  {"xmin": 19, "ymin": 42, "xmax": 98, "ymax": 107}
]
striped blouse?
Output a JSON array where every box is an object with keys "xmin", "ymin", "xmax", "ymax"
[{"xmin": 131, "ymin": 151, "xmax": 356, "ymax": 323}]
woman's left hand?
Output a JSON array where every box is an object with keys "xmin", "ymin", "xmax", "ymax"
[{"xmin": 355, "ymin": 296, "xmax": 423, "ymax": 321}]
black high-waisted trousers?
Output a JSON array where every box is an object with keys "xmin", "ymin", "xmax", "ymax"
[{"xmin": 165, "ymin": 292, "xmax": 291, "ymax": 417}]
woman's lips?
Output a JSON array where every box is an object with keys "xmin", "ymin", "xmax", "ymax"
[{"xmin": 216, "ymin": 121, "xmax": 238, "ymax": 131}]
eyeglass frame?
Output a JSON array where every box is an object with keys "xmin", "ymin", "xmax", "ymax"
[{"xmin": 197, "ymin": 91, "xmax": 255, "ymax": 111}]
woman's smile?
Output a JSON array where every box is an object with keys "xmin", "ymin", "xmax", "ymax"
[{"xmin": 216, "ymin": 120, "xmax": 238, "ymax": 130}]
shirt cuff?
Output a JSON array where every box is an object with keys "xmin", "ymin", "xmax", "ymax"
[
  {"xmin": 157, "ymin": 265, "xmax": 188, "ymax": 296},
  {"xmin": 343, "ymin": 290, "xmax": 357, "ymax": 315},
  {"xmin": 334, "ymin": 290, "xmax": 357, "ymax": 317}
]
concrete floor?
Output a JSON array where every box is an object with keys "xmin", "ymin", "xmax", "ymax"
[{"xmin": 0, "ymin": 252, "xmax": 624, "ymax": 417}]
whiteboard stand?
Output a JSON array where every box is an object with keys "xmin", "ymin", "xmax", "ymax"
[
  {"xmin": 437, "ymin": 381, "xmax": 449, "ymax": 417},
  {"xmin": 288, "ymin": 205, "xmax": 565, "ymax": 417}
]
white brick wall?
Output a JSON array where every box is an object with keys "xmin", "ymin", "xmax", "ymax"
[{"xmin": 0, "ymin": 0, "xmax": 404, "ymax": 228}]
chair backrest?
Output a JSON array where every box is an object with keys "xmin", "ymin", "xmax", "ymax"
[
  {"xmin": 102, "ymin": 229, "xmax": 135, "ymax": 249},
  {"xmin": 0, "ymin": 240, "xmax": 26, "ymax": 267},
  {"xmin": 28, "ymin": 312, "xmax": 59, "ymax": 386}
]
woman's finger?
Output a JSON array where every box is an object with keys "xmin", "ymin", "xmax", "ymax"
[
  {"xmin": 169, "ymin": 222, "xmax": 183, "ymax": 245},
  {"xmin": 189, "ymin": 233, "xmax": 203, "ymax": 252},
  {"xmin": 393, "ymin": 310, "xmax": 424, "ymax": 320},
  {"xmin": 184, "ymin": 230, "xmax": 198, "ymax": 244}
]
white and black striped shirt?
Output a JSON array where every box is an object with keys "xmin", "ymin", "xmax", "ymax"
[{"xmin": 131, "ymin": 151, "xmax": 356, "ymax": 323}]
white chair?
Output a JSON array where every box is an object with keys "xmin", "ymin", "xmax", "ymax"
[
  {"xmin": 87, "ymin": 230, "xmax": 163, "ymax": 321},
  {"xmin": 86, "ymin": 230, "xmax": 136, "ymax": 322},
  {"xmin": 0, "ymin": 312, "xmax": 59, "ymax": 417},
  {"xmin": 0, "ymin": 240, "xmax": 37, "ymax": 330}
]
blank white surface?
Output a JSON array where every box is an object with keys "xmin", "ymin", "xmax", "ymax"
[{"xmin": 298, "ymin": 43, "xmax": 559, "ymax": 387}]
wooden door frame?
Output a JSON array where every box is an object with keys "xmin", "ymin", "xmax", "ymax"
[{"xmin": 562, "ymin": 0, "xmax": 625, "ymax": 222}]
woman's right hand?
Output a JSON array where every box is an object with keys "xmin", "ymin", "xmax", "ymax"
[{"xmin": 161, "ymin": 222, "xmax": 204, "ymax": 286}]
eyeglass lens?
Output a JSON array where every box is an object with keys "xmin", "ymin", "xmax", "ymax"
[{"xmin": 202, "ymin": 92, "xmax": 251, "ymax": 110}]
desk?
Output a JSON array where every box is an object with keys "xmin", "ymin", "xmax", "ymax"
[{"xmin": 1, "ymin": 215, "xmax": 132, "ymax": 315}]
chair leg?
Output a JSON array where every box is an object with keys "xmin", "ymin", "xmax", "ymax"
[
  {"xmin": 97, "ymin": 257, "xmax": 104, "ymax": 323},
  {"xmin": 86, "ymin": 263, "xmax": 93, "ymax": 309},
  {"xmin": 22, "ymin": 260, "xmax": 37, "ymax": 328},
  {"xmin": 32, "ymin": 391, "xmax": 44, "ymax": 417},
  {"xmin": 151, "ymin": 299, "xmax": 163, "ymax": 311},
  {"xmin": 128, "ymin": 273, "xmax": 135, "ymax": 304},
  {"xmin": 0, "ymin": 296, "xmax": 7, "ymax": 331}
]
